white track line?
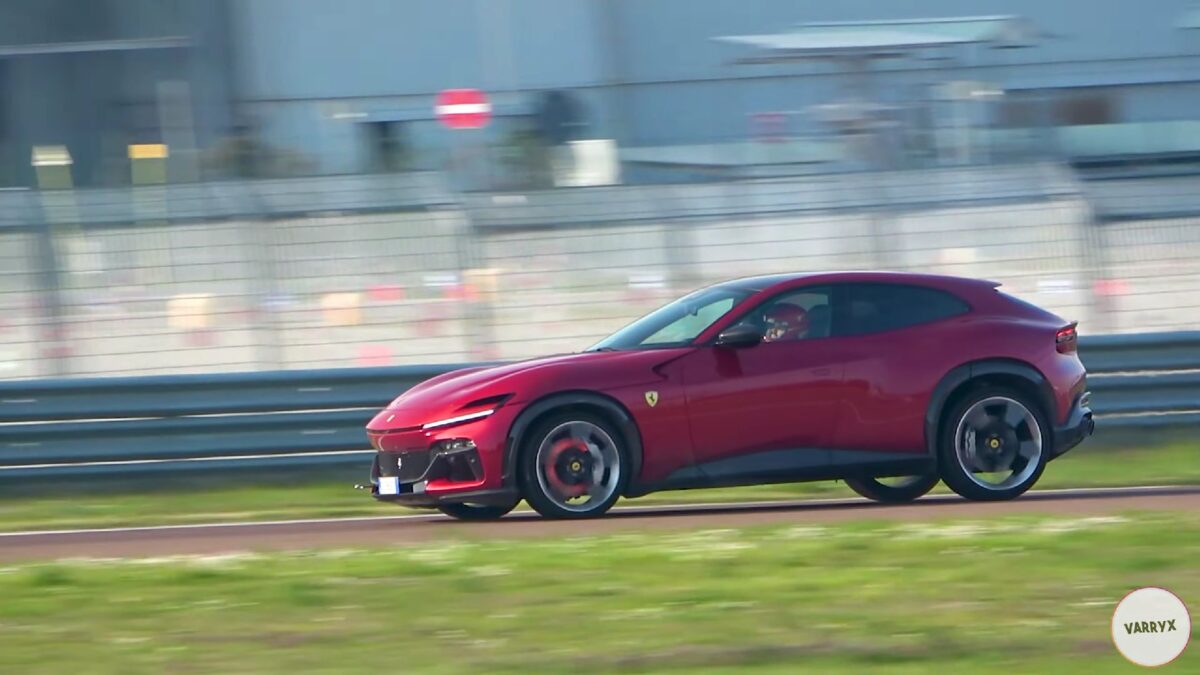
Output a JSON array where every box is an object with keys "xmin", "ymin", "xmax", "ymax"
[
  {"xmin": 0, "ymin": 484, "xmax": 1190, "ymax": 539},
  {"xmin": 0, "ymin": 449, "xmax": 375, "ymax": 471}
]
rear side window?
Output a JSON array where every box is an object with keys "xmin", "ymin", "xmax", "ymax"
[{"xmin": 839, "ymin": 284, "xmax": 970, "ymax": 336}]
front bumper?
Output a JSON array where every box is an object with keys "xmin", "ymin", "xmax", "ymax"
[
  {"xmin": 1051, "ymin": 391, "xmax": 1094, "ymax": 460},
  {"xmin": 371, "ymin": 482, "xmax": 520, "ymax": 508},
  {"xmin": 364, "ymin": 405, "xmax": 520, "ymax": 507},
  {"xmin": 369, "ymin": 444, "xmax": 516, "ymax": 507}
]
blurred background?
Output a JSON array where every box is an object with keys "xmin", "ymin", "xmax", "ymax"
[
  {"xmin": 4, "ymin": 0, "xmax": 1200, "ymax": 379},
  {"xmin": 1, "ymin": 8, "xmax": 1198, "ymax": 673}
]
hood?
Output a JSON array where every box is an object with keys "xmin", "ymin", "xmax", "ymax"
[{"xmin": 367, "ymin": 348, "xmax": 688, "ymax": 431}]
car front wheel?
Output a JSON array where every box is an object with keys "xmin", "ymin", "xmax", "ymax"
[
  {"xmin": 939, "ymin": 387, "xmax": 1049, "ymax": 501},
  {"xmin": 845, "ymin": 474, "xmax": 939, "ymax": 503},
  {"xmin": 518, "ymin": 411, "xmax": 629, "ymax": 519}
]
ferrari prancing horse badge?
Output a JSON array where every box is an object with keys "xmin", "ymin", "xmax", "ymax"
[{"xmin": 644, "ymin": 391, "xmax": 659, "ymax": 407}]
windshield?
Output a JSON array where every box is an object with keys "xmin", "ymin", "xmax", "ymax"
[{"xmin": 588, "ymin": 287, "xmax": 751, "ymax": 351}]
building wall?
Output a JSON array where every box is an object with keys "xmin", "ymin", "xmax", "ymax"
[
  {"xmin": 612, "ymin": 0, "xmax": 1200, "ymax": 146},
  {"xmin": 3, "ymin": 0, "xmax": 1199, "ymax": 186},
  {"xmin": 230, "ymin": 0, "xmax": 619, "ymax": 175},
  {"xmin": 225, "ymin": 0, "xmax": 1200, "ymax": 177},
  {"xmin": 234, "ymin": 0, "xmax": 608, "ymax": 98},
  {"xmin": 0, "ymin": 0, "xmax": 235, "ymax": 187}
]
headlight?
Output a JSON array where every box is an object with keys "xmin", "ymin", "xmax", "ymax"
[
  {"xmin": 437, "ymin": 438, "xmax": 477, "ymax": 453},
  {"xmin": 420, "ymin": 408, "xmax": 496, "ymax": 430}
]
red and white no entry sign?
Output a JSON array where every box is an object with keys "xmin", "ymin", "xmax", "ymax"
[{"xmin": 435, "ymin": 88, "xmax": 492, "ymax": 129}]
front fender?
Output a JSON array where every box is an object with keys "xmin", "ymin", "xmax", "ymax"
[{"xmin": 501, "ymin": 391, "xmax": 645, "ymax": 492}]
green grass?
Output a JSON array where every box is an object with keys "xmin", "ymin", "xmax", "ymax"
[
  {"xmin": 0, "ymin": 440, "xmax": 1196, "ymax": 533},
  {"xmin": 0, "ymin": 512, "xmax": 1196, "ymax": 673}
]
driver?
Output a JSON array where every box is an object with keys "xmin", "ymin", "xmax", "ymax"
[{"xmin": 762, "ymin": 303, "xmax": 810, "ymax": 342}]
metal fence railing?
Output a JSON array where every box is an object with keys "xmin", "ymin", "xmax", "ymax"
[{"xmin": 2, "ymin": 161, "xmax": 1200, "ymax": 378}]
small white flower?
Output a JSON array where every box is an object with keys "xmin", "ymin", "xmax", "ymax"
[
  {"xmin": 782, "ymin": 525, "xmax": 828, "ymax": 539},
  {"xmin": 468, "ymin": 565, "xmax": 511, "ymax": 578}
]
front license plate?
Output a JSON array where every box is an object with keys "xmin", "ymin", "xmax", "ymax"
[{"xmin": 378, "ymin": 477, "xmax": 400, "ymax": 495}]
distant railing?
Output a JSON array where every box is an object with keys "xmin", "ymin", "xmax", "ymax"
[
  {"xmin": 0, "ymin": 332, "xmax": 1197, "ymax": 482},
  {"xmin": 8, "ymin": 161, "xmax": 1200, "ymax": 380}
]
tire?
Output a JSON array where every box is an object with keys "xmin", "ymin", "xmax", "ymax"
[
  {"xmin": 518, "ymin": 411, "xmax": 629, "ymax": 519},
  {"xmin": 938, "ymin": 386, "xmax": 1049, "ymax": 501},
  {"xmin": 436, "ymin": 501, "xmax": 518, "ymax": 521},
  {"xmin": 845, "ymin": 473, "xmax": 939, "ymax": 503}
]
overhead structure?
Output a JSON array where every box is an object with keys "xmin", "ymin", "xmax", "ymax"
[
  {"xmin": 1178, "ymin": 7, "xmax": 1200, "ymax": 30},
  {"xmin": 713, "ymin": 16, "xmax": 1049, "ymax": 169},
  {"xmin": 715, "ymin": 15, "xmax": 1047, "ymax": 63}
]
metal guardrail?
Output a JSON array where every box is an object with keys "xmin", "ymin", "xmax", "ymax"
[
  {"xmin": 0, "ymin": 365, "xmax": 456, "ymax": 480},
  {"xmin": 1, "ymin": 333, "xmax": 1197, "ymax": 481},
  {"xmin": 1077, "ymin": 331, "xmax": 1200, "ymax": 374}
]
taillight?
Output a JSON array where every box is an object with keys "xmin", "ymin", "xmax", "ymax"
[{"xmin": 1055, "ymin": 323, "xmax": 1078, "ymax": 354}]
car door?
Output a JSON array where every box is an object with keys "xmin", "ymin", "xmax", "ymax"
[{"xmin": 678, "ymin": 286, "xmax": 846, "ymax": 478}]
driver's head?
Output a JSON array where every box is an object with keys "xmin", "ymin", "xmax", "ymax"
[{"xmin": 762, "ymin": 303, "xmax": 809, "ymax": 342}]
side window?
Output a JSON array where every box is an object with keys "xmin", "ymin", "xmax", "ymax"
[
  {"xmin": 747, "ymin": 286, "xmax": 834, "ymax": 343},
  {"xmin": 840, "ymin": 284, "xmax": 969, "ymax": 336}
]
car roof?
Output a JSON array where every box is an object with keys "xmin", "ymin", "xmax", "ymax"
[{"xmin": 714, "ymin": 271, "xmax": 1001, "ymax": 294}]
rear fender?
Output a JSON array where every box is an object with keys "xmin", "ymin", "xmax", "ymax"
[{"xmin": 925, "ymin": 359, "xmax": 1055, "ymax": 460}]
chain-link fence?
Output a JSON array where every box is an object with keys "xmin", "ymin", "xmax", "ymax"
[{"xmin": 2, "ymin": 161, "xmax": 1198, "ymax": 379}]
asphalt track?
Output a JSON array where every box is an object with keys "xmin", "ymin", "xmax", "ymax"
[{"xmin": 1, "ymin": 485, "xmax": 1197, "ymax": 562}]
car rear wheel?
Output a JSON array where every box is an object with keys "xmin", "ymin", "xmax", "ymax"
[
  {"xmin": 939, "ymin": 387, "xmax": 1049, "ymax": 501},
  {"xmin": 519, "ymin": 412, "xmax": 629, "ymax": 519},
  {"xmin": 845, "ymin": 474, "xmax": 939, "ymax": 503},
  {"xmin": 436, "ymin": 502, "xmax": 518, "ymax": 521}
]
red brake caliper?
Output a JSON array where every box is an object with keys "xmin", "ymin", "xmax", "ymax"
[{"xmin": 544, "ymin": 437, "xmax": 590, "ymax": 498}]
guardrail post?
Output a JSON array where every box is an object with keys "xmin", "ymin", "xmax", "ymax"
[
  {"xmin": 1079, "ymin": 210, "xmax": 1114, "ymax": 334},
  {"xmin": 864, "ymin": 170, "xmax": 893, "ymax": 270},
  {"xmin": 455, "ymin": 202, "xmax": 497, "ymax": 360},
  {"xmin": 242, "ymin": 187, "xmax": 283, "ymax": 370},
  {"xmin": 1071, "ymin": 171, "xmax": 1114, "ymax": 334},
  {"xmin": 29, "ymin": 196, "xmax": 70, "ymax": 378},
  {"xmin": 663, "ymin": 185, "xmax": 700, "ymax": 294}
]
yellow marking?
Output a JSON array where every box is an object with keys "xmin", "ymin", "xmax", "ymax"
[{"xmin": 128, "ymin": 143, "xmax": 169, "ymax": 159}]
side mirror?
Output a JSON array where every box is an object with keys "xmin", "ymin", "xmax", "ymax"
[{"xmin": 715, "ymin": 323, "xmax": 762, "ymax": 348}]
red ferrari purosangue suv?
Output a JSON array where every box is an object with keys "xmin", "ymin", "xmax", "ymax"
[{"xmin": 366, "ymin": 272, "xmax": 1093, "ymax": 520}]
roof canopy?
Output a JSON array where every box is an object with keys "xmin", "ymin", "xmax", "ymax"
[
  {"xmin": 1179, "ymin": 7, "xmax": 1200, "ymax": 29},
  {"xmin": 716, "ymin": 15, "xmax": 1045, "ymax": 62}
]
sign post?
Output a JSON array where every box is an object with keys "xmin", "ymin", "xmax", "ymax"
[{"xmin": 435, "ymin": 88, "xmax": 496, "ymax": 359}]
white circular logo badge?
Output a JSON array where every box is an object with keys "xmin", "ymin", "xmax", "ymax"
[{"xmin": 1111, "ymin": 587, "xmax": 1191, "ymax": 667}]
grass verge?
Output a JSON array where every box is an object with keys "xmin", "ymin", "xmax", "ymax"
[
  {"xmin": 0, "ymin": 441, "xmax": 1196, "ymax": 533},
  {"xmin": 0, "ymin": 512, "xmax": 1197, "ymax": 673}
]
